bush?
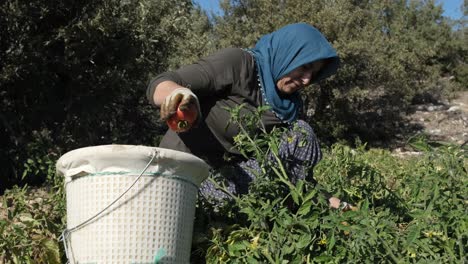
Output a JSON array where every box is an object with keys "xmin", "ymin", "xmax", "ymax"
[
  {"xmin": 0, "ymin": 0, "xmax": 213, "ymax": 191},
  {"xmin": 0, "ymin": 183, "xmax": 65, "ymax": 263}
]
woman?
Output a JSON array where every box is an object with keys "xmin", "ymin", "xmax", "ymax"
[{"xmin": 147, "ymin": 23, "xmax": 350, "ymax": 210}]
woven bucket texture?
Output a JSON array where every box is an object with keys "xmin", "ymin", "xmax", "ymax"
[{"xmin": 56, "ymin": 145, "xmax": 210, "ymax": 264}]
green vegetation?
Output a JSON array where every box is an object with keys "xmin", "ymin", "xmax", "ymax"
[
  {"xmin": 2, "ymin": 106, "xmax": 466, "ymax": 263},
  {"xmin": 0, "ymin": 0, "xmax": 214, "ymax": 191},
  {"xmin": 0, "ymin": 174, "xmax": 65, "ymax": 263},
  {"xmin": 202, "ymin": 142, "xmax": 467, "ymax": 263},
  {"xmin": 0, "ymin": 0, "xmax": 466, "ymax": 262},
  {"xmin": 196, "ymin": 106, "xmax": 467, "ymax": 263}
]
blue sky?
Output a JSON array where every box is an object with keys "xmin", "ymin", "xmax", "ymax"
[{"xmin": 193, "ymin": 0, "xmax": 465, "ymax": 19}]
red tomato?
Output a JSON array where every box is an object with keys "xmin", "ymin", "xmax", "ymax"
[{"xmin": 166, "ymin": 104, "xmax": 198, "ymax": 132}]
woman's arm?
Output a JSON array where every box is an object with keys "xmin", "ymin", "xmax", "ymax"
[
  {"xmin": 147, "ymin": 48, "xmax": 247, "ymax": 106},
  {"xmin": 152, "ymin": 80, "xmax": 186, "ymax": 106}
]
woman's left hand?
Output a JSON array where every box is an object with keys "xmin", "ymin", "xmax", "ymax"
[{"xmin": 329, "ymin": 197, "xmax": 358, "ymax": 211}]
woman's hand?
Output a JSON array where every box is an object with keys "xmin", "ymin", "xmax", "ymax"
[
  {"xmin": 160, "ymin": 88, "xmax": 201, "ymax": 132},
  {"xmin": 329, "ymin": 197, "xmax": 358, "ymax": 212},
  {"xmin": 160, "ymin": 88, "xmax": 199, "ymax": 120}
]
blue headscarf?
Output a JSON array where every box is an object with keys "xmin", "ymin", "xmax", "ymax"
[{"xmin": 248, "ymin": 23, "xmax": 340, "ymax": 122}]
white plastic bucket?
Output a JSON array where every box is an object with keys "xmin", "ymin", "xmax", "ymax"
[{"xmin": 56, "ymin": 145, "xmax": 210, "ymax": 264}]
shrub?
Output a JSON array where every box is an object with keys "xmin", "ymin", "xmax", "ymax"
[{"xmin": 0, "ymin": 0, "xmax": 213, "ymax": 190}]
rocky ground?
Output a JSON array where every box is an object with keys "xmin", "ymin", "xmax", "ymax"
[
  {"xmin": 408, "ymin": 91, "xmax": 467, "ymax": 144},
  {"xmin": 392, "ymin": 90, "xmax": 468, "ymax": 156}
]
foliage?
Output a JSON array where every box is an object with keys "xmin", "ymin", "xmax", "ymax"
[
  {"xmin": 0, "ymin": 110, "xmax": 465, "ymax": 262},
  {"xmin": 166, "ymin": 7, "xmax": 217, "ymax": 68},
  {"xmin": 0, "ymin": 181, "xmax": 66, "ymax": 263},
  {"xmin": 199, "ymin": 105, "xmax": 467, "ymax": 263},
  {"xmin": 0, "ymin": 0, "xmax": 213, "ymax": 191},
  {"xmin": 449, "ymin": 25, "xmax": 468, "ymax": 90},
  {"xmin": 0, "ymin": 0, "xmax": 466, "ymax": 261},
  {"xmin": 1, "ymin": 0, "xmax": 466, "ymax": 190},
  {"xmin": 0, "ymin": 130, "xmax": 67, "ymax": 263}
]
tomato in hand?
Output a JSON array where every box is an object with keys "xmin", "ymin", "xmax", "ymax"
[{"xmin": 166, "ymin": 104, "xmax": 198, "ymax": 132}]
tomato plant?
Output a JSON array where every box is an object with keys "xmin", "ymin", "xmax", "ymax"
[{"xmin": 193, "ymin": 105, "xmax": 468, "ymax": 264}]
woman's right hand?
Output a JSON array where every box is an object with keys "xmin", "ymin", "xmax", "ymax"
[{"xmin": 160, "ymin": 88, "xmax": 201, "ymax": 125}]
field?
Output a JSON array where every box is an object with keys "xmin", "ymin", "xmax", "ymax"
[
  {"xmin": 200, "ymin": 140, "xmax": 467, "ymax": 263},
  {"xmin": 1, "ymin": 0, "xmax": 466, "ymax": 262},
  {"xmin": 1, "ymin": 108, "xmax": 467, "ymax": 263}
]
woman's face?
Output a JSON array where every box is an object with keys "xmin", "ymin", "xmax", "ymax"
[{"xmin": 276, "ymin": 60, "xmax": 326, "ymax": 95}]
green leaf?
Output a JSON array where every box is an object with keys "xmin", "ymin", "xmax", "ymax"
[
  {"xmin": 290, "ymin": 189, "xmax": 300, "ymax": 205},
  {"xmin": 303, "ymin": 189, "xmax": 317, "ymax": 202},
  {"xmin": 228, "ymin": 242, "xmax": 247, "ymax": 254},
  {"xmin": 283, "ymin": 244, "xmax": 295, "ymax": 254},
  {"xmin": 405, "ymin": 224, "xmax": 420, "ymax": 246},
  {"xmin": 42, "ymin": 238, "xmax": 61, "ymax": 264},
  {"xmin": 296, "ymin": 180, "xmax": 304, "ymax": 194},
  {"xmin": 313, "ymin": 255, "xmax": 333, "ymax": 262},
  {"xmin": 296, "ymin": 233, "xmax": 312, "ymax": 249},
  {"xmin": 328, "ymin": 233, "xmax": 336, "ymax": 251},
  {"xmin": 408, "ymin": 135, "xmax": 432, "ymax": 152},
  {"xmin": 296, "ymin": 199, "xmax": 313, "ymax": 216}
]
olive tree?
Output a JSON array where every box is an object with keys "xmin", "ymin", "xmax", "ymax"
[{"xmin": 0, "ymin": 0, "xmax": 213, "ymax": 191}]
